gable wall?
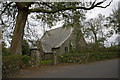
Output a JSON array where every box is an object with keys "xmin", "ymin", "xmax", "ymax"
[{"xmin": 57, "ymin": 37, "xmax": 70, "ymax": 56}]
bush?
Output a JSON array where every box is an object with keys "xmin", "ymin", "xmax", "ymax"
[
  {"xmin": 3, "ymin": 54, "xmax": 32, "ymax": 69},
  {"xmin": 2, "ymin": 42, "xmax": 10, "ymax": 56},
  {"xmin": 57, "ymin": 53, "xmax": 89, "ymax": 64},
  {"xmin": 2, "ymin": 54, "xmax": 23, "ymax": 77},
  {"xmin": 2, "ymin": 54, "xmax": 32, "ymax": 78},
  {"xmin": 105, "ymin": 46, "xmax": 118, "ymax": 52},
  {"xmin": 22, "ymin": 40, "xmax": 30, "ymax": 55},
  {"xmin": 3, "ymin": 55, "xmax": 23, "ymax": 69},
  {"xmin": 40, "ymin": 60, "xmax": 52, "ymax": 65},
  {"xmin": 22, "ymin": 55, "xmax": 31, "ymax": 67},
  {"xmin": 57, "ymin": 52, "xmax": 118, "ymax": 64}
]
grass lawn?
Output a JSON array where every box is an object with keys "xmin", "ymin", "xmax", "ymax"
[{"xmin": 40, "ymin": 60, "xmax": 53, "ymax": 65}]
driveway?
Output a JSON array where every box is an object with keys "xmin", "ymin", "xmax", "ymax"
[{"xmin": 12, "ymin": 58, "xmax": 119, "ymax": 78}]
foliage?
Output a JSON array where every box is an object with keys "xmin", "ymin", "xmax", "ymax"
[
  {"xmin": 57, "ymin": 52, "xmax": 118, "ymax": 64},
  {"xmin": 2, "ymin": 54, "xmax": 23, "ymax": 77},
  {"xmin": 68, "ymin": 43, "xmax": 104, "ymax": 53},
  {"xmin": 105, "ymin": 45, "xmax": 118, "ymax": 52},
  {"xmin": 22, "ymin": 39, "xmax": 30, "ymax": 55},
  {"xmin": 22, "ymin": 55, "xmax": 31, "ymax": 67},
  {"xmin": 2, "ymin": 39, "xmax": 30, "ymax": 56},
  {"xmin": 2, "ymin": 54, "xmax": 32, "ymax": 68},
  {"xmin": 39, "ymin": 60, "xmax": 52, "ymax": 65},
  {"xmin": 2, "ymin": 54, "xmax": 32, "ymax": 77},
  {"xmin": 83, "ymin": 14, "xmax": 114, "ymax": 47},
  {"xmin": 107, "ymin": 7, "xmax": 120, "ymax": 33},
  {"xmin": 2, "ymin": 41, "xmax": 10, "ymax": 56}
]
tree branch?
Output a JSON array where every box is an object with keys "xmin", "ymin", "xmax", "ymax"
[
  {"xmin": 29, "ymin": 0, "xmax": 113, "ymax": 13},
  {"xmin": 96, "ymin": 0, "xmax": 113, "ymax": 8},
  {"xmin": 1, "ymin": 2, "xmax": 13, "ymax": 14},
  {"xmin": 0, "ymin": 2, "xmax": 14, "ymax": 26}
]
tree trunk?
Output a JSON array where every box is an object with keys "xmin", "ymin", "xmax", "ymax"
[
  {"xmin": 10, "ymin": 9, "xmax": 28, "ymax": 54},
  {"xmin": 92, "ymin": 29, "xmax": 98, "ymax": 51}
]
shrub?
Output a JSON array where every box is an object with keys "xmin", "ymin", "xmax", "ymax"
[
  {"xmin": 2, "ymin": 54, "xmax": 23, "ymax": 77},
  {"xmin": 57, "ymin": 52, "xmax": 118, "ymax": 64},
  {"xmin": 2, "ymin": 54, "xmax": 32, "ymax": 78},
  {"xmin": 22, "ymin": 39, "xmax": 30, "ymax": 55},
  {"xmin": 2, "ymin": 42, "xmax": 10, "ymax": 56},
  {"xmin": 105, "ymin": 46, "xmax": 118, "ymax": 52},
  {"xmin": 3, "ymin": 54, "xmax": 23, "ymax": 68},
  {"xmin": 22, "ymin": 55, "xmax": 31, "ymax": 67},
  {"xmin": 40, "ymin": 60, "xmax": 52, "ymax": 65}
]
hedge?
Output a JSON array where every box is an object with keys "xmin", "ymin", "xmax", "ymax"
[
  {"xmin": 2, "ymin": 54, "xmax": 32, "ymax": 78},
  {"xmin": 57, "ymin": 52, "xmax": 119, "ymax": 64}
]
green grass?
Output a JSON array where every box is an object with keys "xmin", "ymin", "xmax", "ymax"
[{"xmin": 39, "ymin": 60, "xmax": 52, "ymax": 65}]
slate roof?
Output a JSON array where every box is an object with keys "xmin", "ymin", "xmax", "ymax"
[{"xmin": 40, "ymin": 27, "xmax": 73, "ymax": 53}]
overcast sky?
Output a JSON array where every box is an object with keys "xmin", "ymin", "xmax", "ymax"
[{"xmin": 86, "ymin": 0, "xmax": 119, "ymax": 19}]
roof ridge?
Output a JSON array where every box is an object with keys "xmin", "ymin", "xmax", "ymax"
[
  {"xmin": 40, "ymin": 26, "xmax": 72, "ymax": 40},
  {"xmin": 47, "ymin": 26, "xmax": 65, "ymax": 32}
]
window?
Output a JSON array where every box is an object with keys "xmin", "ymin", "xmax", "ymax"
[{"xmin": 65, "ymin": 47, "xmax": 68, "ymax": 53}]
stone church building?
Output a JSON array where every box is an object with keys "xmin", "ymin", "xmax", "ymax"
[{"xmin": 35, "ymin": 25, "xmax": 87, "ymax": 56}]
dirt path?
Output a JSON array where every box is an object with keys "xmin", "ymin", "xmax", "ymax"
[{"xmin": 10, "ymin": 58, "xmax": 119, "ymax": 78}]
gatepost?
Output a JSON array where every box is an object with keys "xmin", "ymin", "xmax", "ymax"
[
  {"xmin": 52, "ymin": 48, "xmax": 57, "ymax": 65},
  {"xmin": 36, "ymin": 50, "xmax": 40, "ymax": 67}
]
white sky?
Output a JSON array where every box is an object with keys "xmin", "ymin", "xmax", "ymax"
[{"xmin": 86, "ymin": 0, "xmax": 119, "ymax": 19}]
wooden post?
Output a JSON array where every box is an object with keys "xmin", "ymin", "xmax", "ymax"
[
  {"xmin": 52, "ymin": 48, "xmax": 58, "ymax": 65},
  {"xmin": 36, "ymin": 51, "xmax": 40, "ymax": 67}
]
